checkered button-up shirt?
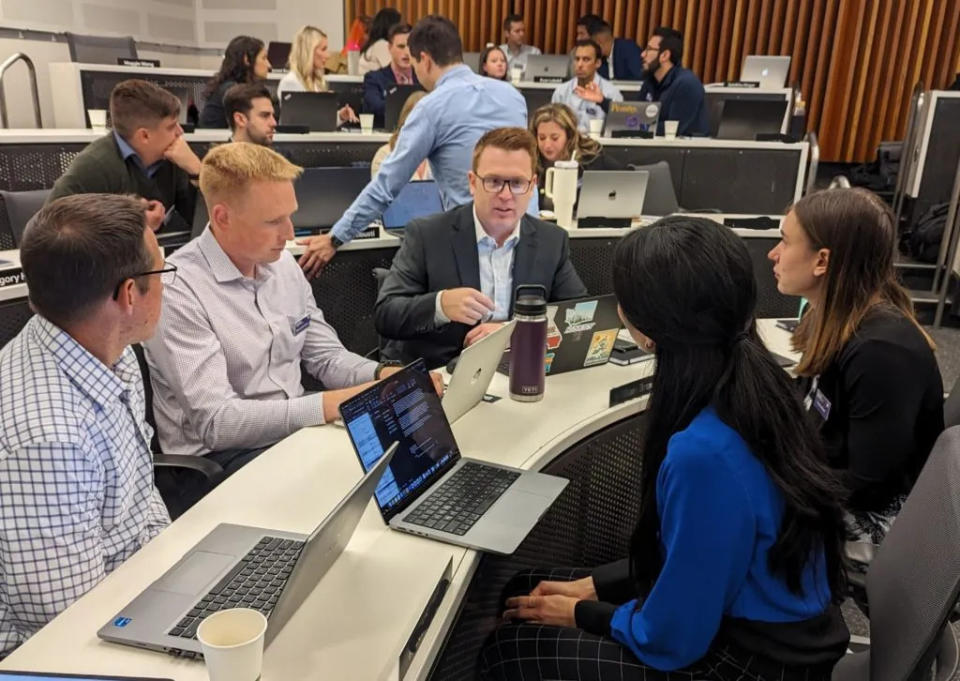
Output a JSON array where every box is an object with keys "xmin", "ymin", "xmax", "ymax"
[{"xmin": 0, "ymin": 315, "xmax": 170, "ymax": 657}]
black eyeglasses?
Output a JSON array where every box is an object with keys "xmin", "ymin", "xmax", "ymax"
[
  {"xmin": 476, "ymin": 174, "xmax": 534, "ymax": 195},
  {"xmin": 112, "ymin": 263, "xmax": 178, "ymax": 300}
]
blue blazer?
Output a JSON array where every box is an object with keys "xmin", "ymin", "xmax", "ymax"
[
  {"xmin": 362, "ymin": 65, "xmax": 419, "ymax": 128},
  {"xmin": 598, "ymin": 38, "xmax": 645, "ymax": 81}
]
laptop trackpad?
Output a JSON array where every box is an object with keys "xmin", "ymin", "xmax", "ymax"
[{"xmin": 153, "ymin": 551, "xmax": 236, "ymax": 596}]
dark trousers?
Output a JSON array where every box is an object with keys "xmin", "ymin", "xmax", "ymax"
[
  {"xmin": 479, "ymin": 568, "xmax": 836, "ymax": 681},
  {"xmin": 156, "ymin": 446, "xmax": 269, "ymax": 519}
]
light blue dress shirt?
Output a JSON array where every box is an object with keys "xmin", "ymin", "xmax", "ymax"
[
  {"xmin": 113, "ymin": 130, "xmax": 164, "ymax": 178},
  {"xmin": 331, "ymin": 64, "xmax": 535, "ymax": 243},
  {"xmin": 551, "ymin": 73, "xmax": 624, "ymax": 132}
]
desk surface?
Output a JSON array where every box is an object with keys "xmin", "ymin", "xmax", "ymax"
[{"xmin": 0, "ymin": 320, "xmax": 796, "ymax": 680}]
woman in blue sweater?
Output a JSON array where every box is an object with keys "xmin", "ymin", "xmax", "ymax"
[{"xmin": 480, "ymin": 217, "xmax": 850, "ymax": 680}]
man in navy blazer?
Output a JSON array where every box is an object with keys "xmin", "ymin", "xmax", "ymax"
[
  {"xmin": 374, "ymin": 127, "xmax": 587, "ymax": 368},
  {"xmin": 363, "ymin": 23, "xmax": 420, "ymax": 128},
  {"xmin": 590, "ymin": 21, "xmax": 645, "ymax": 81}
]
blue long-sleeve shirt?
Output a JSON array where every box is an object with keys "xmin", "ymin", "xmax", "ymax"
[
  {"xmin": 331, "ymin": 64, "xmax": 534, "ymax": 244},
  {"xmin": 578, "ymin": 407, "xmax": 835, "ymax": 670}
]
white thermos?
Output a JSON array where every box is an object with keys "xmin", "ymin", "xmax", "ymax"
[{"xmin": 544, "ymin": 160, "xmax": 579, "ymax": 230}]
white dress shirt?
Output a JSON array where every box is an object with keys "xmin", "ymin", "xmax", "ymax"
[
  {"xmin": 0, "ymin": 315, "xmax": 169, "ymax": 656},
  {"xmin": 144, "ymin": 227, "xmax": 377, "ymax": 456},
  {"xmin": 435, "ymin": 207, "xmax": 521, "ymax": 325}
]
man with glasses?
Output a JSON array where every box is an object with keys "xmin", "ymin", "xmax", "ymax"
[
  {"xmin": 637, "ymin": 27, "xmax": 708, "ymax": 136},
  {"xmin": 0, "ymin": 194, "xmax": 171, "ymax": 656},
  {"xmin": 375, "ymin": 127, "xmax": 587, "ymax": 368}
]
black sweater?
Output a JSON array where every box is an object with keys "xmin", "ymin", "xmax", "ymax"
[{"xmin": 798, "ymin": 307, "xmax": 943, "ymax": 512}]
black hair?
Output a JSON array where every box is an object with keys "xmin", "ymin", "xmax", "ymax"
[
  {"xmin": 408, "ymin": 15, "xmax": 462, "ymax": 67},
  {"xmin": 653, "ymin": 26, "xmax": 684, "ymax": 66},
  {"xmin": 576, "ymin": 13, "xmax": 605, "ymax": 34},
  {"xmin": 204, "ymin": 35, "xmax": 265, "ymax": 98},
  {"xmin": 612, "ymin": 217, "xmax": 847, "ymax": 600},
  {"xmin": 503, "ymin": 13, "xmax": 523, "ymax": 32},
  {"xmin": 573, "ymin": 38, "xmax": 602, "ymax": 61},
  {"xmin": 479, "ymin": 45, "xmax": 508, "ymax": 79},
  {"xmin": 362, "ymin": 7, "xmax": 402, "ymax": 56},
  {"xmin": 590, "ymin": 20, "xmax": 613, "ymax": 37},
  {"xmin": 387, "ymin": 22, "xmax": 412, "ymax": 43},
  {"xmin": 223, "ymin": 82, "xmax": 272, "ymax": 131}
]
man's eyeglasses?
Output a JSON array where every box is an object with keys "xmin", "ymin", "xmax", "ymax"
[
  {"xmin": 476, "ymin": 174, "xmax": 534, "ymax": 195},
  {"xmin": 112, "ymin": 263, "xmax": 178, "ymax": 300}
]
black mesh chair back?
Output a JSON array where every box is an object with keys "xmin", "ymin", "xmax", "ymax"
[
  {"xmin": 66, "ymin": 32, "xmax": 138, "ymax": 64},
  {"xmin": 0, "ymin": 189, "xmax": 50, "ymax": 247},
  {"xmin": 833, "ymin": 426, "xmax": 960, "ymax": 681}
]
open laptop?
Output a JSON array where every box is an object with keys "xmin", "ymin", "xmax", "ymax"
[
  {"xmin": 603, "ymin": 101, "xmax": 661, "ymax": 137},
  {"xmin": 741, "ymin": 55, "xmax": 791, "ymax": 88},
  {"xmin": 463, "ymin": 51, "xmax": 482, "ymax": 73},
  {"xmin": 519, "ymin": 87, "xmax": 554, "ymax": 122},
  {"xmin": 279, "ymin": 91, "xmax": 340, "ymax": 131},
  {"xmin": 381, "ymin": 180, "xmax": 443, "ymax": 232},
  {"xmin": 442, "ymin": 320, "xmax": 516, "ymax": 423},
  {"xmin": 340, "ymin": 359, "xmax": 567, "ymax": 555},
  {"xmin": 715, "ymin": 98, "xmax": 788, "ymax": 140},
  {"xmin": 98, "ymin": 443, "xmax": 398, "ymax": 656},
  {"xmin": 577, "ymin": 170, "xmax": 649, "ymax": 227},
  {"xmin": 384, "ymin": 84, "xmax": 422, "ymax": 131},
  {"xmin": 267, "ymin": 41, "xmax": 292, "ymax": 72},
  {"xmin": 525, "ymin": 54, "xmax": 570, "ymax": 81},
  {"xmin": 498, "ymin": 294, "xmax": 622, "ymax": 376},
  {"xmin": 293, "ymin": 166, "xmax": 371, "ymax": 232},
  {"xmin": 629, "ymin": 161, "xmax": 680, "ymax": 216}
]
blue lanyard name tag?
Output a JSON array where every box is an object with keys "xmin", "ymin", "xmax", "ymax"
[{"xmin": 292, "ymin": 315, "xmax": 310, "ymax": 335}]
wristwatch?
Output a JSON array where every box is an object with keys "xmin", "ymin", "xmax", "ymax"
[
  {"xmin": 330, "ymin": 234, "xmax": 344, "ymax": 249},
  {"xmin": 374, "ymin": 359, "xmax": 403, "ymax": 380}
]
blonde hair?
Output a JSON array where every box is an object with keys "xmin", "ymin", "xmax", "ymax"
[
  {"xmin": 288, "ymin": 25, "xmax": 328, "ymax": 92},
  {"xmin": 200, "ymin": 142, "xmax": 303, "ymax": 206},
  {"xmin": 389, "ymin": 90, "xmax": 428, "ymax": 150},
  {"xmin": 529, "ymin": 103, "xmax": 600, "ymax": 174}
]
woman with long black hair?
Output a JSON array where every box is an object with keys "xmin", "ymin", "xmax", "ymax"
[
  {"xmin": 358, "ymin": 7, "xmax": 402, "ymax": 75},
  {"xmin": 200, "ymin": 35, "xmax": 270, "ymax": 128},
  {"xmin": 480, "ymin": 217, "xmax": 850, "ymax": 681}
]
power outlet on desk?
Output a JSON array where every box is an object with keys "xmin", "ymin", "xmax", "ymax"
[
  {"xmin": 609, "ymin": 376, "xmax": 654, "ymax": 408},
  {"xmin": 399, "ymin": 557, "xmax": 453, "ymax": 679}
]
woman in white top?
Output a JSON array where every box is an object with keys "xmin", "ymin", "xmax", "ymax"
[
  {"xmin": 358, "ymin": 7, "xmax": 401, "ymax": 75},
  {"xmin": 371, "ymin": 90, "xmax": 432, "ymax": 181},
  {"xmin": 278, "ymin": 25, "xmax": 358, "ymax": 124}
]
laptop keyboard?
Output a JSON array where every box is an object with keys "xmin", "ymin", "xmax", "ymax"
[
  {"xmin": 166, "ymin": 535, "xmax": 303, "ymax": 640},
  {"xmin": 404, "ymin": 462, "xmax": 520, "ymax": 536}
]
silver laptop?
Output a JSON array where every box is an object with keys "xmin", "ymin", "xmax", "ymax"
[
  {"xmin": 98, "ymin": 443, "xmax": 397, "ymax": 656},
  {"xmin": 741, "ymin": 55, "xmax": 791, "ymax": 88},
  {"xmin": 340, "ymin": 359, "xmax": 567, "ymax": 555},
  {"xmin": 463, "ymin": 51, "xmax": 482, "ymax": 73},
  {"xmin": 442, "ymin": 320, "xmax": 515, "ymax": 423},
  {"xmin": 577, "ymin": 170, "xmax": 649, "ymax": 220},
  {"xmin": 525, "ymin": 54, "xmax": 571, "ymax": 80}
]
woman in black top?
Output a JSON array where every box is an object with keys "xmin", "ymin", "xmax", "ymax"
[
  {"xmin": 768, "ymin": 187, "xmax": 943, "ymax": 560},
  {"xmin": 529, "ymin": 103, "xmax": 622, "ymax": 211},
  {"xmin": 200, "ymin": 36, "xmax": 271, "ymax": 128}
]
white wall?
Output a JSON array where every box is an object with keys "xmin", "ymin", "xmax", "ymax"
[{"xmin": 196, "ymin": 0, "xmax": 343, "ymax": 50}]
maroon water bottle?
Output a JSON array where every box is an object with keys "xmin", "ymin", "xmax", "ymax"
[{"xmin": 509, "ymin": 285, "xmax": 548, "ymax": 402}]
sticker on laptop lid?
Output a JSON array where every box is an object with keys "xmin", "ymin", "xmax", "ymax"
[
  {"xmin": 585, "ymin": 329, "xmax": 618, "ymax": 367},
  {"xmin": 564, "ymin": 301, "xmax": 598, "ymax": 334},
  {"xmin": 113, "ymin": 616, "xmax": 132, "ymax": 628}
]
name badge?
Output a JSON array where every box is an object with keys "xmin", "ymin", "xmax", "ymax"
[
  {"xmin": 812, "ymin": 389, "xmax": 832, "ymax": 421},
  {"xmin": 291, "ymin": 315, "xmax": 310, "ymax": 335}
]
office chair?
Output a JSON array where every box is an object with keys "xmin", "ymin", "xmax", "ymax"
[
  {"xmin": 0, "ymin": 189, "xmax": 50, "ymax": 247},
  {"xmin": 65, "ymin": 32, "xmax": 138, "ymax": 65},
  {"xmin": 832, "ymin": 426, "xmax": 960, "ymax": 681}
]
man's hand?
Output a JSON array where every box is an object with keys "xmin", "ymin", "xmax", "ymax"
[
  {"xmin": 297, "ymin": 234, "xmax": 338, "ymax": 279},
  {"xmin": 529, "ymin": 576, "xmax": 597, "ymax": 601},
  {"xmin": 142, "ymin": 199, "xmax": 166, "ymax": 232},
  {"xmin": 503, "ymin": 594, "xmax": 579, "ymax": 628},
  {"xmin": 464, "ymin": 322, "xmax": 506, "ymax": 348},
  {"xmin": 163, "ymin": 136, "xmax": 202, "ymax": 176},
  {"xmin": 339, "ymin": 104, "xmax": 360, "ymax": 124},
  {"xmin": 574, "ymin": 82, "xmax": 605, "ymax": 103},
  {"xmin": 441, "ymin": 288, "xmax": 495, "ymax": 325}
]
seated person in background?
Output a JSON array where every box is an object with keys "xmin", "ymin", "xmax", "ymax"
[
  {"xmin": 552, "ymin": 40, "xmax": 623, "ymax": 132},
  {"xmin": 47, "ymin": 79, "xmax": 200, "ymax": 232},
  {"xmin": 480, "ymin": 45, "xmax": 509, "ymax": 80},
  {"xmin": 224, "ymin": 82, "xmax": 277, "ymax": 146},
  {"xmin": 637, "ymin": 27, "xmax": 708, "ymax": 136},
  {"xmin": 480, "ymin": 216, "xmax": 849, "ymax": 681},
  {"xmin": 358, "ymin": 7, "xmax": 402, "ymax": 75},
  {"xmin": 769, "ymin": 188, "xmax": 943, "ymax": 564},
  {"xmin": 590, "ymin": 20, "xmax": 645, "ymax": 81},
  {"xmin": 200, "ymin": 35, "xmax": 270, "ymax": 129},
  {"xmin": 362, "ymin": 23, "xmax": 418, "ymax": 129},
  {"xmin": 298, "ymin": 15, "xmax": 532, "ymax": 277},
  {"xmin": 530, "ymin": 102, "xmax": 623, "ymax": 211},
  {"xmin": 371, "ymin": 90, "xmax": 432, "ymax": 180},
  {"xmin": 0, "ymin": 194, "xmax": 171, "ymax": 657},
  {"xmin": 499, "ymin": 14, "xmax": 541, "ymax": 74},
  {"xmin": 575, "ymin": 13, "xmax": 605, "ymax": 42},
  {"xmin": 375, "ymin": 127, "xmax": 587, "ymax": 368},
  {"xmin": 278, "ymin": 25, "xmax": 358, "ymax": 125},
  {"xmin": 144, "ymin": 144, "xmax": 435, "ymax": 512}
]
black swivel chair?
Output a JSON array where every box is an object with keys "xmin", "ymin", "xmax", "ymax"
[{"xmin": 0, "ymin": 189, "xmax": 50, "ymax": 248}]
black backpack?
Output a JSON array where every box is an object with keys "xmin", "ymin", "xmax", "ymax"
[{"xmin": 904, "ymin": 202, "xmax": 951, "ymax": 263}]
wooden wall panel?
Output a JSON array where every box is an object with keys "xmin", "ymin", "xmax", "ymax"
[{"xmin": 346, "ymin": 0, "xmax": 960, "ymax": 162}]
